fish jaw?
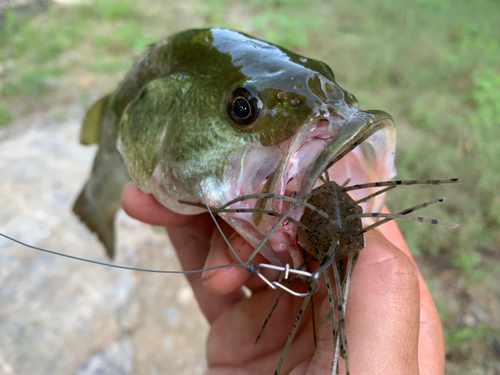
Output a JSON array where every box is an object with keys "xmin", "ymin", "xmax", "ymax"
[{"xmin": 220, "ymin": 109, "xmax": 396, "ymax": 267}]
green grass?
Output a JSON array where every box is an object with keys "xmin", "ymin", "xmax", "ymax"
[
  {"xmin": 0, "ymin": 101, "xmax": 14, "ymax": 126},
  {"xmin": 0, "ymin": 0, "xmax": 155, "ymax": 104},
  {"xmin": 1, "ymin": 0, "xmax": 499, "ymax": 372}
]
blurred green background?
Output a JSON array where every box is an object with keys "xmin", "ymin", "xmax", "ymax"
[{"xmin": 1, "ymin": 0, "xmax": 499, "ymax": 373}]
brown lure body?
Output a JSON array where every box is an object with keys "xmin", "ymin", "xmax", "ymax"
[{"xmin": 298, "ymin": 181, "xmax": 364, "ymax": 261}]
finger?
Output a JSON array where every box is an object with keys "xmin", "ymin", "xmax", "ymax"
[
  {"xmin": 167, "ymin": 225, "xmax": 245, "ymax": 324},
  {"xmin": 201, "ymin": 230, "xmax": 254, "ymax": 294},
  {"xmin": 206, "ymin": 277, "xmax": 314, "ymax": 371},
  {"xmin": 342, "ymin": 229, "xmax": 420, "ymax": 375},
  {"xmin": 121, "ymin": 182, "xmax": 213, "ymax": 242},
  {"xmin": 378, "ymin": 210, "xmax": 445, "ymax": 374},
  {"xmin": 121, "ymin": 182, "xmax": 192, "ymax": 226},
  {"xmin": 417, "ymin": 280, "xmax": 445, "ymax": 375},
  {"xmin": 202, "ymin": 231, "xmax": 278, "ymax": 295},
  {"xmin": 121, "ymin": 182, "xmax": 245, "ymax": 323},
  {"xmin": 304, "ymin": 230, "xmax": 419, "ymax": 374}
]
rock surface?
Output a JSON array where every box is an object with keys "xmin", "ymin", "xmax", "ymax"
[{"xmin": 0, "ymin": 116, "xmax": 208, "ymax": 375}]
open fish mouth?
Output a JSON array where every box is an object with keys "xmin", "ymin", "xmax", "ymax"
[{"xmin": 219, "ymin": 109, "xmax": 396, "ymax": 266}]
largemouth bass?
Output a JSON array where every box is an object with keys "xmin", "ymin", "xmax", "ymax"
[{"xmin": 74, "ymin": 28, "xmax": 396, "ymax": 266}]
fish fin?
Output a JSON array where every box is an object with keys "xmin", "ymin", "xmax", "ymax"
[
  {"xmin": 73, "ymin": 183, "xmax": 116, "ymax": 259},
  {"xmin": 80, "ymin": 95, "xmax": 110, "ymax": 145}
]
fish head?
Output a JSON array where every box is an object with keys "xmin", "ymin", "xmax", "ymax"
[{"xmin": 122, "ymin": 29, "xmax": 396, "ymax": 266}]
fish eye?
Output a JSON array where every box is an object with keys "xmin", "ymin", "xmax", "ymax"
[{"xmin": 228, "ymin": 88, "xmax": 259, "ymax": 126}]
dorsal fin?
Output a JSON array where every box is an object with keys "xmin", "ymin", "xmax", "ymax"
[{"xmin": 79, "ymin": 95, "xmax": 109, "ymax": 145}]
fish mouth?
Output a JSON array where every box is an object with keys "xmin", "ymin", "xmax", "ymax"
[
  {"xmin": 298, "ymin": 110, "xmax": 395, "ymax": 198},
  {"xmin": 221, "ymin": 109, "xmax": 396, "ymax": 266}
]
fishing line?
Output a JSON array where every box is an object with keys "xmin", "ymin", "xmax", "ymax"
[
  {"xmin": 192, "ymin": 182, "xmax": 323, "ymax": 295},
  {"xmin": 196, "ymin": 180, "xmax": 251, "ymax": 271},
  {"xmin": 0, "ymin": 232, "xmax": 245, "ymax": 274}
]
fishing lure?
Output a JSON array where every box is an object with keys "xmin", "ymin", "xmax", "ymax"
[{"xmin": 181, "ymin": 174, "xmax": 459, "ymax": 374}]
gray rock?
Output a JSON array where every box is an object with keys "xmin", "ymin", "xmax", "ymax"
[
  {"xmin": 0, "ymin": 117, "xmax": 208, "ymax": 375},
  {"xmin": 74, "ymin": 339, "xmax": 133, "ymax": 375}
]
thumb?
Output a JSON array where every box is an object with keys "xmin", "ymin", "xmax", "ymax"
[{"xmin": 344, "ymin": 229, "xmax": 420, "ymax": 374}]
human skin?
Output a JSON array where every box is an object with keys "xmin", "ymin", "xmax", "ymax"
[{"xmin": 121, "ymin": 182, "xmax": 445, "ymax": 375}]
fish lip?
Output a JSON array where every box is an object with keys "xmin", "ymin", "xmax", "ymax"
[
  {"xmin": 256, "ymin": 109, "xmax": 394, "ymax": 201},
  {"xmin": 298, "ymin": 109, "xmax": 395, "ymax": 198}
]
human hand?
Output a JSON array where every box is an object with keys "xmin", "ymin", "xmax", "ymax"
[{"xmin": 121, "ymin": 182, "xmax": 445, "ymax": 375}]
